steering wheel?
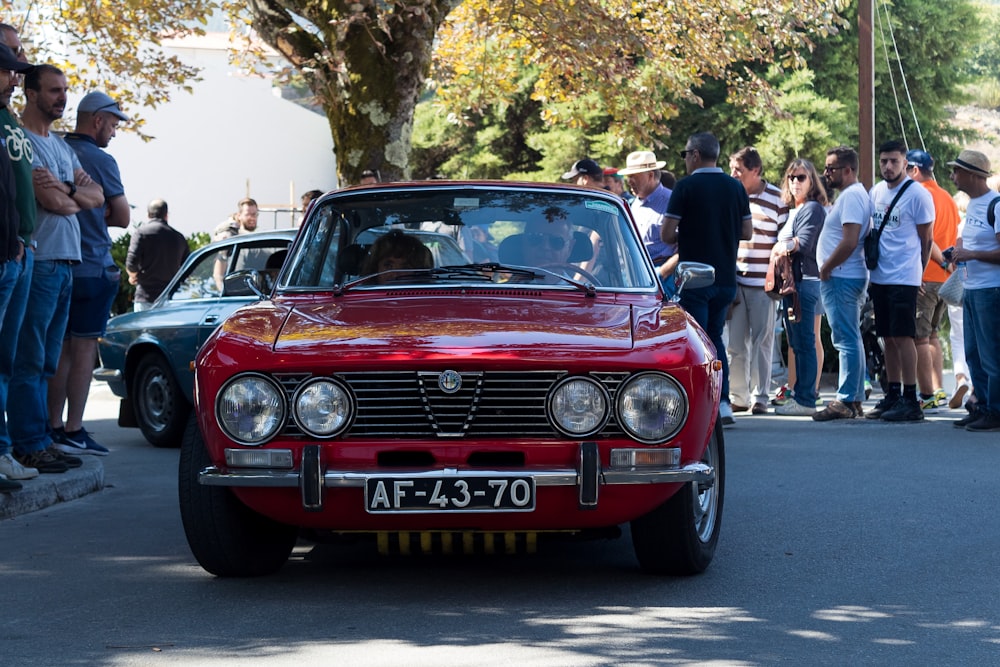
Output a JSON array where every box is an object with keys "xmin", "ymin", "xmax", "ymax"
[{"xmin": 543, "ymin": 264, "xmax": 600, "ymax": 286}]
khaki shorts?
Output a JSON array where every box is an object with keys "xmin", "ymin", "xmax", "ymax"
[{"xmin": 915, "ymin": 281, "xmax": 946, "ymax": 339}]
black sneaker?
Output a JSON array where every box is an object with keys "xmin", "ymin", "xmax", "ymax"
[
  {"xmin": 954, "ymin": 406, "xmax": 981, "ymax": 429},
  {"xmin": 46, "ymin": 446, "xmax": 82, "ymax": 469},
  {"xmin": 966, "ymin": 411, "xmax": 1000, "ymax": 432},
  {"xmin": 865, "ymin": 395, "xmax": 899, "ymax": 420},
  {"xmin": 16, "ymin": 449, "xmax": 68, "ymax": 474},
  {"xmin": 881, "ymin": 396, "xmax": 924, "ymax": 422}
]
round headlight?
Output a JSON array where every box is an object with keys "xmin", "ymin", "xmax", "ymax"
[
  {"xmin": 217, "ymin": 374, "xmax": 286, "ymax": 445},
  {"xmin": 616, "ymin": 372, "xmax": 687, "ymax": 443},
  {"xmin": 548, "ymin": 377, "xmax": 610, "ymax": 437},
  {"xmin": 293, "ymin": 379, "xmax": 353, "ymax": 438}
]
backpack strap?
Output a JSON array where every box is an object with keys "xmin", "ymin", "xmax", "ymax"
[{"xmin": 987, "ymin": 195, "xmax": 1000, "ymax": 226}]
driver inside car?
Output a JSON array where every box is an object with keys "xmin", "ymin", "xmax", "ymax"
[
  {"xmin": 361, "ymin": 229, "xmax": 433, "ymax": 284},
  {"xmin": 523, "ymin": 218, "xmax": 574, "ymax": 269}
]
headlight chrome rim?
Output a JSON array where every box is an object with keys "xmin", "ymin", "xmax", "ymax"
[
  {"xmin": 547, "ymin": 375, "xmax": 611, "ymax": 438},
  {"xmin": 292, "ymin": 377, "xmax": 354, "ymax": 438},
  {"xmin": 216, "ymin": 373, "xmax": 287, "ymax": 446},
  {"xmin": 615, "ymin": 372, "xmax": 688, "ymax": 444}
]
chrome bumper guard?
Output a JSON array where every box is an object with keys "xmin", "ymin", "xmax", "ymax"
[{"xmin": 199, "ymin": 443, "xmax": 715, "ymax": 511}]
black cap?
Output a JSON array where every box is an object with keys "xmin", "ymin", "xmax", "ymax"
[
  {"xmin": 562, "ymin": 158, "xmax": 603, "ymax": 180},
  {"xmin": 0, "ymin": 43, "xmax": 33, "ymax": 73}
]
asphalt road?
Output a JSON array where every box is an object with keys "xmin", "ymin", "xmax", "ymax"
[{"xmin": 2, "ymin": 383, "xmax": 999, "ymax": 666}]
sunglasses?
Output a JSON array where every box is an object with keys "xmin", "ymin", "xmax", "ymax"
[
  {"xmin": 823, "ymin": 165, "xmax": 844, "ymax": 173},
  {"xmin": 525, "ymin": 233, "xmax": 567, "ymax": 251},
  {"xmin": 680, "ymin": 149, "xmax": 696, "ymax": 159},
  {"xmin": 787, "ymin": 174, "xmax": 809, "ymax": 182}
]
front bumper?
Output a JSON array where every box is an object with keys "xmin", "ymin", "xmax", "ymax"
[{"xmin": 199, "ymin": 442, "xmax": 715, "ymax": 512}]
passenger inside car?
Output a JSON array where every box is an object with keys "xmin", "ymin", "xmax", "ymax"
[{"xmin": 361, "ymin": 230, "xmax": 433, "ymax": 283}]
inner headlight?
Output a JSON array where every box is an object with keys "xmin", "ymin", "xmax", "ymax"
[
  {"xmin": 293, "ymin": 378, "xmax": 353, "ymax": 438},
  {"xmin": 616, "ymin": 372, "xmax": 687, "ymax": 443},
  {"xmin": 548, "ymin": 376, "xmax": 609, "ymax": 437},
  {"xmin": 216, "ymin": 374, "xmax": 286, "ymax": 445}
]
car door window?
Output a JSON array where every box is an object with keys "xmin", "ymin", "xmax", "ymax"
[{"xmin": 171, "ymin": 248, "xmax": 226, "ymax": 301}]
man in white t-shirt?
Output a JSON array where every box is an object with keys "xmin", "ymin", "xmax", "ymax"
[
  {"xmin": 947, "ymin": 149, "xmax": 1000, "ymax": 432},
  {"xmin": 865, "ymin": 140, "xmax": 935, "ymax": 422},
  {"xmin": 813, "ymin": 146, "xmax": 873, "ymax": 421}
]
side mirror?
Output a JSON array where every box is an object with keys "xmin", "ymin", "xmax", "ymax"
[
  {"xmin": 673, "ymin": 261, "xmax": 715, "ymax": 298},
  {"xmin": 223, "ymin": 269, "xmax": 267, "ymax": 299}
]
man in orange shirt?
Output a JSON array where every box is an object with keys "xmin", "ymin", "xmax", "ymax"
[{"xmin": 906, "ymin": 149, "xmax": 959, "ymax": 410}]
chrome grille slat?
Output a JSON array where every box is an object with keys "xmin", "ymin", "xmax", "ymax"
[{"xmin": 274, "ymin": 371, "xmax": 629, "ymax": 439}]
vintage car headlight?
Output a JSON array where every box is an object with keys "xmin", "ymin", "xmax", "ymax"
[
  {"xmin": 216, "ymin": 374, "xmax": 286, "ymax": 445},
  {"xmin": 292, "ymin": 378, "xmax": 353, "ymax": 438},
  {"xmin": 548, "ymin": 376, "xmax": 610, "ymax": 437},
  {"xmin": 616, "ymin": 372, "xmax": 687, "ymax": 443}
]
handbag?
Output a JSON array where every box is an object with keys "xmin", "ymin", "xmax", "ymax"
[
  {"xmin": 864, "ymin": 180, "xmax": 915, "ymax": 270},
  {"xmin": 939, "ymin": 269, "xmax": 964, "ymax": 307}
]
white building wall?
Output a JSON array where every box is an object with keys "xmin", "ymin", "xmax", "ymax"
[{"xmin": 104, "ymin": 34, "xmax": 338, "ymax": 238}]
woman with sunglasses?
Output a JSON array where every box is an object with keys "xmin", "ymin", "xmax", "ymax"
[{"xmin": 773, "ymin": 159, "xmax": 829, "ymax": 416}]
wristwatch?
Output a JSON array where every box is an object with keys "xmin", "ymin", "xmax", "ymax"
[{"xmin": 64, "ymin": 181, "xmax": 77, "ymax": 197}]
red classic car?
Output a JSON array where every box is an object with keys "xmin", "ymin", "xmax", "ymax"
[{"xmin": 179, "ymin": 182, "xmax": 724, "ymax": 577}]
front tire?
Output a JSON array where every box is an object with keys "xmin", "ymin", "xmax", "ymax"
[
  {"xmin": 178, "ymin": 415, "xmax": 297, "ymax": 577},
  {"xmin": 630, "ymin": 421, "xmax": 725, "ymax": 575},
  {"xmin": 133, "ymin": 353, "xmax": 190, "ymax": 448}
]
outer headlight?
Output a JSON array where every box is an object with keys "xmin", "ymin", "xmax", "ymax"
[
  {"xmin": 548, "ymin": 376, "xmax": 610, "ymax": 437},
  {"xmin": 616, "ymin": 372, "xmax": 687, "ymax": 443},
  {"xmin": 217, "ymin": 374, "xmax": 286, "ymax": 445},
  {"xmin": 293, "ymin": 378, "xmax": 353, "ymax": 438}
]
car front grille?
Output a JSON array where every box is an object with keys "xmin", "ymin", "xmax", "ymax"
[{"xmin": 275, "ymin": 371, "xmax": 630, "ymax": 439}]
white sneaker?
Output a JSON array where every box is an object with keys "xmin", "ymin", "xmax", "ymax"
[
  {"xmin": 719, "ymin": 401, "xmax": 735, "ymax": 426},
  {"xmin": 775, "ymin": 400, "xmax": 817, "ymax": 416},
  {"xmin": 0, "ymin": 452, "xmax": 39, "ymax": 480}
]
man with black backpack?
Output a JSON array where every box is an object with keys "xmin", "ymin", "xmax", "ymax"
[{"xmin": 864, "ymin": 140, "xmax": 935, "ymax": 422}]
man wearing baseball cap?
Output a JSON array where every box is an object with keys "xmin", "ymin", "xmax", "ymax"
[
  {"xmin": 562, "ymin": 158, "xmax": 606, "ymax": 190},
  {"xmin": 51, "ymin": 92, "xmax": 132, "ymax": 456},
  {"xmin": 905, "ymin": 149, "xmax": 960, "ymax": 413},
  {"xmin": 947, "ymin": 149, "xmax": 1000, "ymax": 432}
]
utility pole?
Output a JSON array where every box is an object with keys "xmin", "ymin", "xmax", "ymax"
[{"xmin": 859, "ymin": 0, "xmax": 874, "ymax": 188}]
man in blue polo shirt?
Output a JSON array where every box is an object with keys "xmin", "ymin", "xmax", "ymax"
[
  {"xmin": 55, "ymin": 91, "xmax": 131, "ymax": 455},
  {"xmin": 661, "ymin": 132, "xmax": 752, "ymax": 426}
]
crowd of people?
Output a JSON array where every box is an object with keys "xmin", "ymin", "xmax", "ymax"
[
  {"xmin": 561, "ymin": 134, "xmax": 1000, "ymax": 434},
  {"xmin": 1, "ymin": 25, "xmax": 997, "ymax": 496}
]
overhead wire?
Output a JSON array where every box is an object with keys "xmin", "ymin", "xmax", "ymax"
[{"xmin": 875, "ymin": 1, "xmax": 925, "ymax": 151}]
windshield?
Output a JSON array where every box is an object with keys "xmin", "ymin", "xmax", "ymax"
[{"xmin": 281, "ymin": 185, "xmax": 657, "ymax": 291}]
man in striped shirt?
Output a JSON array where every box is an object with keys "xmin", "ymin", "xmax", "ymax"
[{"xmin": 727, "ymin": 147, "xmax": 788, "ymax": 415}]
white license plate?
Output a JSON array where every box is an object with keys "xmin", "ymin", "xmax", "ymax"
[{"xmin": 365, "ymin": 475, "xmax": 535, "ymax": 513}]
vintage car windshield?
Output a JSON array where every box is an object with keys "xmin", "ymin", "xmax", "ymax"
[{"xmin": 280, "ymin": 185, "xmax": 657, "ymax": 291}]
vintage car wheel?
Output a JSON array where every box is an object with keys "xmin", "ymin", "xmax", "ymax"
[
  {"xmin": 178, "ymin": 415, "xmax": 297, "ymax": 577},
  {"xmin": 133, "ymin": 353, "xmax": 190, "ymax": 448},
  {"xmin": 630, "ymin": 421, "xmax": 725, "ymax": 575}
]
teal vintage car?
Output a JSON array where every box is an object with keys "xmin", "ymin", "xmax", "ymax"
[{"xmin": 95, "ymin": 230, "xmax": 299, "ymax": 447}]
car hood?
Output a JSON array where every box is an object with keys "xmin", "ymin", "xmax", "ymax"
[{"xmin": 275, "ymin": 294, "xmax": 639, "ymax": 356}]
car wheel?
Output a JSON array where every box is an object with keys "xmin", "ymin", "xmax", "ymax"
[
  {"xmin": 630, "ymin": 421, "xmax": 725, "ymax": 575},
  {"xmin": 178, "ymin": 415, "xmax": 297, "ymax": 577},
  {"xmin": 133, "ymin": 353, "xmax": 190, "ymax": 448}
]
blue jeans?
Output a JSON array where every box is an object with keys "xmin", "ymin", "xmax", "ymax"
[
  {"xmin": 0, "ymin": 249, "xmax": 30, "ymax": 456},
  {"xmin": 964, "ymin": 287, "xmax": 1000, "ymax": 413},
  {"xmin": 821, "ymin": 276, "xmax": 868, "ymax": 402},
  {"xmin": 680, "ymin": 284, "xmax": 738, "ymax": 399},
  {"xmin": 9, "ymin": 259, "xmax": 72, "ymax": 455},
  {"xmin": 783, "ymin": 279, "xmax": 820, "ymax": 408}
]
